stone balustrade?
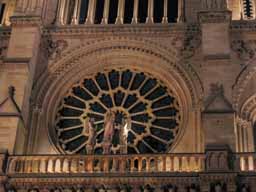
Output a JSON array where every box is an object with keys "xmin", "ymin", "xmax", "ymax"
[
  {"xmin": 1, "ymin": 152, "xmax": 255, "ymax": 176},
  {"xmin": 55, "ymin": 0, "xmax": 182, "ymax": 25},
  {"xmin": 6, "ymin": 153, "xmax": 205, "ymax": 175},
  {"xmin": 236, "ymin": 153, "xmax": 256, "ymax": 172}
]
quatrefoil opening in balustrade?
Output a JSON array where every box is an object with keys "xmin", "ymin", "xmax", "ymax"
[{"xmin": 55, "ymin": 69, "xmax": 182, "ymax": 154}]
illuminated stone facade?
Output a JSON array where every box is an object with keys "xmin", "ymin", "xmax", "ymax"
[{"xmin": 0, "ymin": 0, "xmax": 256, "ymax": 191}]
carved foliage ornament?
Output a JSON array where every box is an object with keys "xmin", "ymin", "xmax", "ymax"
[
  {"xmin": 181, "ymin": 32, "xmax": 201, "ymax": 59},
  {"xmin": 0, "ymin": 40, "xmax": 8, "ymax": 59},
  {"xmin": 231, "ymin": 39, "xmax": 256, "ymax": 62},
  {"xmin": 46, "ymin": 39, "xmax": 68, "ymax": 60}
]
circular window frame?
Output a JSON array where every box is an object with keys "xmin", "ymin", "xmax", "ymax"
[{"xmin": 55, "ymin": 67, "xmax": 183, "ymax": 154}]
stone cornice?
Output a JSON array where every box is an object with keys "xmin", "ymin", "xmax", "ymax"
[
  {"xmin": 42, "ymin": 23, "xmax": 200, "ymax": 37},
  {"xmin": 9, "ymin": 15, "xmax": 43, "ymax": 32},
  {"xmin": 0, "ymin": 27, "xmax": 11, "ymax": 37},
  {"xmin": 231, "ymin": 20, "xmax": 256, "ymax": 31},
  {"xmin": 7, "ymin": 174, "xmax": 199, "ymax": 187}
]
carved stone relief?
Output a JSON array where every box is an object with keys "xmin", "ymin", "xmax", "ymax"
[
  {"xmin": 231, "ymin": 39, "xmax": 256, "ymax": 63},
  {"xmin": 0, "ymin": 40, "xmax": 8, "ymax": 59},
  {"xmin": 46, "ymin": 39, "xmax": 68, "ymax": 61}
]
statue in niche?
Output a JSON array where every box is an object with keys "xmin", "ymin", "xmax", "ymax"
[
  {"xmin": 214, "ymin": 183, "xmax": 223, "ymax": 192},
  {"xmin": 84, "ymin": 117, "xmax": 96, "ymax": 154},
  {"xmin": 98, "ymin": 185, "xmax": 106, "ymax": 192},
  {"xmin": 218, "ymin": 152, "xmax": 228, "ymax": 170},
  {"xmin": 188, "ymin": 184, "xmax": 197, "ymax": 192},
  {"xmin": 241, "ymin": 185, "xmax": 249, "ymax": 192},
  {"xmin": 167, "ymin": 186, "xmax": 175, "ymax": 192}
]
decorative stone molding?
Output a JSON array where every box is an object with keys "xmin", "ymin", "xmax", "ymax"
[
  {"xmin": 231, "ymin": 20, "xmax": 256, "ymax": 31},
  {"xmin": 231, "ymin": 39, "xmax": 256, "ymax": 62},
  {"xmin": 181, "ymin": 31, "xmax": 201, "ymax": 59},
  {"xmin": 10, "ymin": 16, "xmax": 43, "ymax": 30},
  {"xmin": 205, "ymin": 145, "xmax": 232, "ymax": 172},
  {"xmin": 0, "ymin": 86, "xmax": 23, "ymax": 119},
  {"xmin": 15, "ymin": 0, "xmax": 44, "ymax": 16},
  {"xmin": 240, "ymin": 95, "xmax": 256, "ymax": 122},
  {"xmin": 45, "ymin": 39, "xmax": 68, "ymax": 61},
  {"xmin": 0, "ymin": 44, "xmax": 7, "ymax": 59},
  {"xmin": 201, "ymin": 0, "xmax": 228, "ymax": 10},
  {"xmin": 204, "ymin": 83, "xmax": 233, "ymax": 113},
  {"xmin": 198, "ymin": 11, "xmax": 232, "ymax": 23},
  {"xmin": 233, "ymin": 63, "xmax": 256, "ymax": 110}
]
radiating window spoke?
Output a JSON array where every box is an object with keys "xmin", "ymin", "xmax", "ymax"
[{"xmin": 55, "ymin": 69, "xmax": 181, "ymax": 154}]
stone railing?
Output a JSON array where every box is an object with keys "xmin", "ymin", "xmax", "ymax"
[
  {"xmin": 6, "ymin": 153, "xmax": 205, "ymax": 175},
  {"xmin": 1, "ymin": 152, "xmax": 256, "ymax": 176},
  {"xmin": 236, "ymin": 153, "xmax": 256, "ymax": 172},
  {"xmin": 55, "ymin": 0, "xmax": 183, "ymax": 26}
]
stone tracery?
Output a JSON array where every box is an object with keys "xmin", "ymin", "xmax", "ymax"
[{"xmin": 55, "ymin": 69, "xmax": 182, "ymax": 154}]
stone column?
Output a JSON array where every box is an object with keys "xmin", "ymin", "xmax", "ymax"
[
  {"xmin": 102, "ymin": 0, "xmax": 110, "ymax": 24},
  {"xmin": 55, "ymin": 0, "xmax": 67, "ymax": 25},
  {"xmin": 177, "ymin": 0, "xmax": 185, "ymax": 22},
  {"xmin": 71, "ymin": 0, "xmax": 81, "ymax": 25},
  {"xmin": 63, "ymin": 0, "xmax": 70, "ymax": 24},
  {"xmin": 162, "ymin": 0, "xmax": 168, "ymax": 23},
  {"xmin": 116, "ymin": 0, "xmax": 125, "ymax": 24},
  {"xmin": 146, "ymin": 0, "xmax": 154, "ymax": 23},
  {"xmin": 0, "ymin": 3, "xmax": 3, "ymax": 24},
  {"xmin": 86, "ymin": 0, "xmax": 96, "ymax": 24},
  {"xmin": 132, "ymin": 0, "xmax": 139, "ymax": 24}
]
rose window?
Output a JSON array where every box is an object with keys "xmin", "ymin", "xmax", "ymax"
[{"xmin": 55, "ymin": 69, "xmax": 181, "ymax": 154}]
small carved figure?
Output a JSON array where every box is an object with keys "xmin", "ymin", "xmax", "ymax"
[
  {"xmin": 98, "ymin": 186, "xmax": 106, "ymax": 192},
  {"xmin": 241, "ymin": 185, "xmax": 249, "ymax": 192},
  {"xmin": 189, "ymin": 185, "xmax": 197, "ymax": 192},
  {"xmin": 214, "ymin": 184, "xmax": 222, "ymax": 192},
  {"xmin": 168, "ymin": 187, "xmax": 174, "ymax": 192},
  {"xmin": 218, "ymin": 152, "xmax": 228, "ymax": 170},
  {"xmin": 47, "ymin": 39, "xmax": 68, "ymax": 60}
]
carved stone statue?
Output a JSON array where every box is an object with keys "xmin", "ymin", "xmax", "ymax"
[
  {"xmin": 189, "ymin": 185, "xmax": 197, "ymax": 192},
  {"xmin": 168, "ymin": 186, "xmax": 175, "ymax": 192},
  {"xmin": 98, "ymin": 186, "xmax": 106, "ymax": 192},
  {"xmin": 103, "ymin": 110, "xmax": 115, "ymax": 154},
  {"xmin": 103, "ymin": 110, "xmax": 115, "ymax": 142},
  {"xmin": 214, "ymin": 184, "xmax": 222, "ymax": 192},
  {"xmin": 119, "ymin": 117, "xmax": 130, "ymax": 154},
  {"xmin": 84, "ymin": 117, "xmax": 96, "ymax": 154},
  {"xmin": 241, "ymin": 185, "xmax": 248, "ymax": 192}
]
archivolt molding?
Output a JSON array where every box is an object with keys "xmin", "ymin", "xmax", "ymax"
[
  {"xmin": 55, "ymin": 37, "xmax": 201, "ymax": 100},
  {"xmin": 30, "ymin": 38, "xmax": 204, "ymax": 153},
  {"xmin": 233, "ymin": 62, "xmax": 256, "ymax": 110},
  {"xmin": 47, "ymin": 36, "xmax": 180, "ymax": 70},
  {"xmin": 240, "ymin": 94, "xmax": 256, "ymax": 123}
]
